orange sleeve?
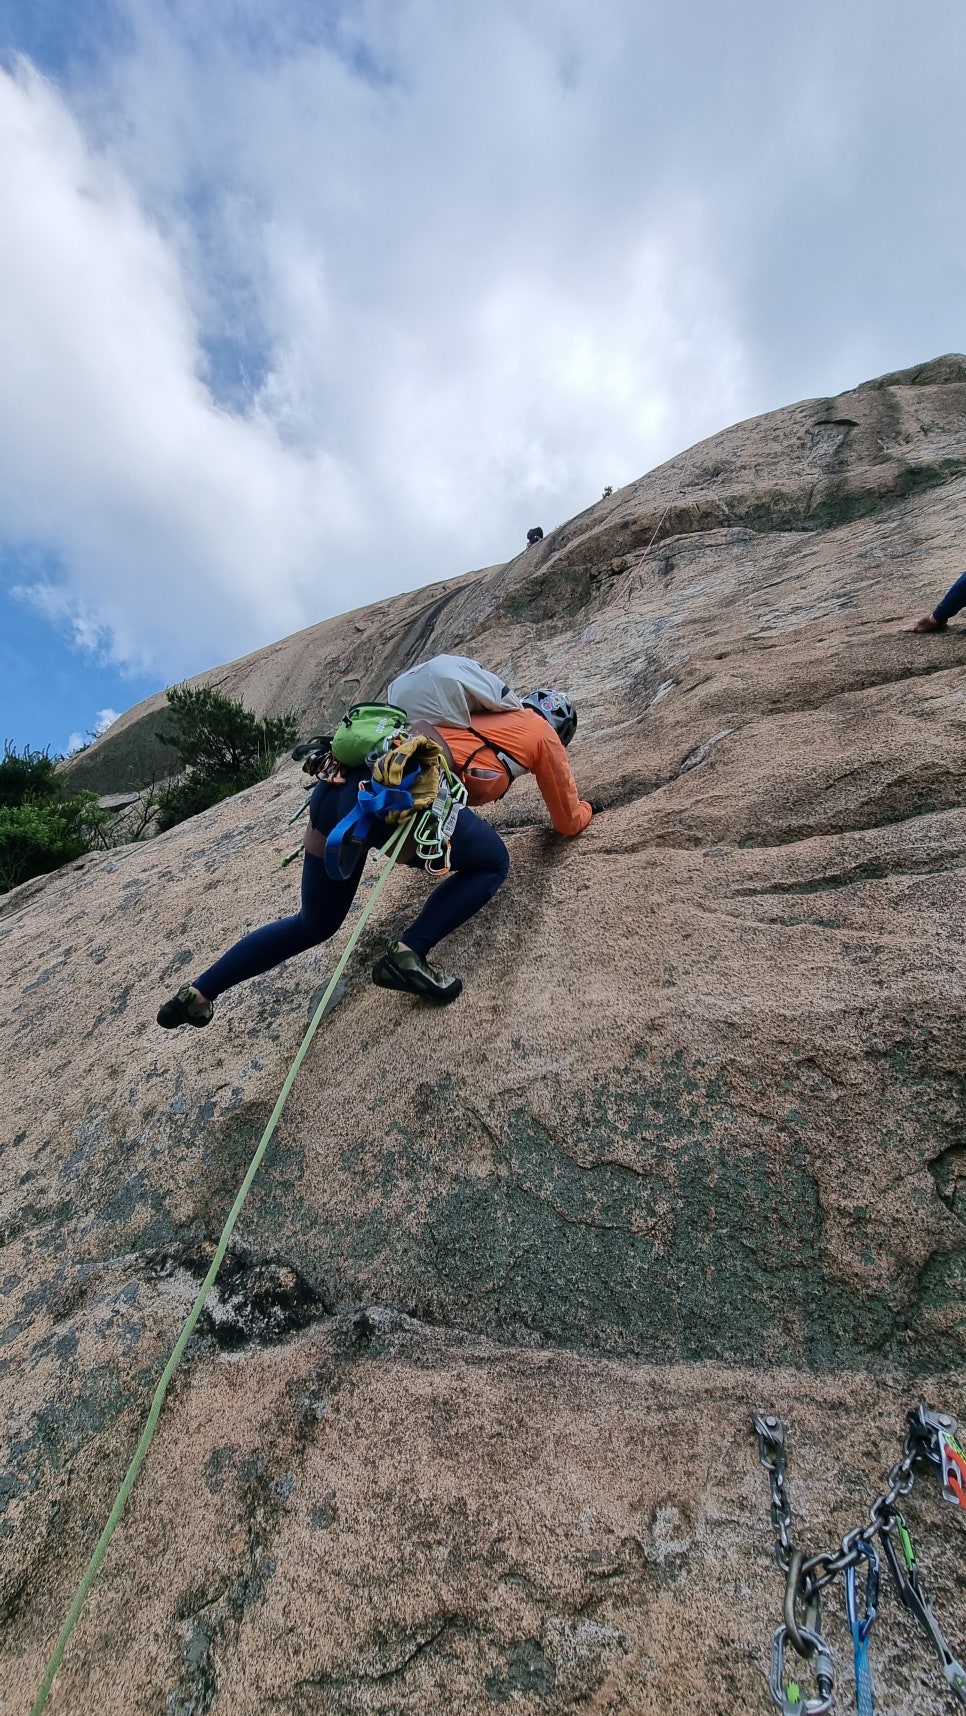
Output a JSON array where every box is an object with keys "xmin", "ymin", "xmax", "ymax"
[
  {"xmin": 529, "ymin": 721, "xmax": 593, "ymax": 836},
  {"xmin": 438, "ymin": 710, "xmax": 592, "ymax": 832}
]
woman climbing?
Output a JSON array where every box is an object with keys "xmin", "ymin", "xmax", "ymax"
[
  {"xmin": 157, "ymin": 673, "xmax": 594, "ymax": 1029},
  {"xmin": 157, "ymin": 723, "xmax": 510, "ymax": 1023}
]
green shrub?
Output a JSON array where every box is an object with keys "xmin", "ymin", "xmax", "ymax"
[
  {"xmin": 154, "ymin": 684, "xmax": 298, "ymax": 833},
  {"xmin": 0, "ymin": 743, "xmax": 116, "ymax": 893},
  {"xmin": 0, "ymin": 792, "xmax": 108, "ymax": 894},
  {"xmin": 0, "ymin": 743, "xmax": 60, "ymax": 809}
]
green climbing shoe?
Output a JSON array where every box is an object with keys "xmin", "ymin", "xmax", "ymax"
[
  {"xmin": 157, "ymin": 984, "xmax": 214, "ymax": 1029},
  {"xmin": 371, "ymin": 941, "xmax": 463, "ymax": 1005}
]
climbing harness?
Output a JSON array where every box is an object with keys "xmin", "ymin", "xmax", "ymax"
[
  {"xmin": 324, "ymin": 769, "xmax": 421, "ymax": 879},
  {"xmin": 754, "ymin": 1406, "xmax": 966, "ymax": 1714},
  {"xmin": 30, "ymin": 821, "xmax": 411, "ymax": 1716}
]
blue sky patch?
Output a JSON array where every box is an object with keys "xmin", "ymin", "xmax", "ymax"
[
  {"xmin": 0, "ymin": 0, "xmax": 129, "ymax": 79},
  {"xmin": 0, "ymin": 587, "xmax": 160, "ymax": 756}
]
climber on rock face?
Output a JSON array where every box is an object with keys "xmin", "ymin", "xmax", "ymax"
[
  {"xmin": 386, "ymin": 663, "xmax": 596, "ymax": 837},
  {"xmin": 428, "ymin": 693, "xmax": 595, "ymax": 836},
  {"xmin": 157, "ymin": 750, "xmax": 510, "ymax": 1026},
  {"xmin": 157, "ymin": 668, "xmax": 595, "ymax": 1033},
  {"xmin": 911, "ymin": 571, "xmax": 966, "ymax": 632}
]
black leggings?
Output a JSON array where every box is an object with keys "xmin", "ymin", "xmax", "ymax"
[
  {"xmin": 195, "ymin": 808, "xmax": 509, "ymax": 1001},
  {"xmin": 934, "ymin": 570, "xmax": 966, "ymax": 624}
]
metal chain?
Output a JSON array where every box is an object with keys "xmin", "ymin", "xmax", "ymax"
[
  {"xmin": 754, "ymin": 1413, "xmax": 795, "ymax": 1572},
  {"xmin": 755, "ymin": 1405, "xmax": 949, "ymax": 1597},
  {"xmin": 754, "ymin": 1404, "xmax": 966, "ymax": 1715},
  {"xmin": 799, "ymin": 1421, "xmax": 923, "ymax": 1595}
]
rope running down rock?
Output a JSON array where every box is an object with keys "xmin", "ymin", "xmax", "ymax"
[{"xmin": 31, "ymin": 819, "xmax": 410, "ymax": 1716}]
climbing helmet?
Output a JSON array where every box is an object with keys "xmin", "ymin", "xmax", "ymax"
[{"xmin": 522, "ymin": 688, "xmax": 577, "ymax": 747}]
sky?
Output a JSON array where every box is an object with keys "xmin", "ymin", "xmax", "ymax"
[{"xmin": 1, "ymin": 0, "xmax": 964, "ymax": 755}]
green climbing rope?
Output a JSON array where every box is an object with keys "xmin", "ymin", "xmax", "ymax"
[{"xmin": 31, "ymin": 819, "xmax": 410, "ymax": 1716}]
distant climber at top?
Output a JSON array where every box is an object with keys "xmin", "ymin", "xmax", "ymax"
[
  {"xmin": 910, "ymin": 571, "xmax": 966, "ymax": 632},
  {"xmin": 526, "ymin": 527, "xmax": 544, "ymax": 545},
  {"xmin": 387, "ymin": 655, "xmax": 594, "ymax": 837}
]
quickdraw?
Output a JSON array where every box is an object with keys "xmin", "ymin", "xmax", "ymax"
[
  {"xmin": 754, "ymin": 1405, "xmax": 966, "ymax": 1714},
  {"xmin": 412, "ymin": 763, "xmax": 468, "ymax": 875},
  {"xmin": 882, "ymin": 1511, "xmax": 966, "ymax": 1705},
  {"xmin": 844, "ymin": 1541, "xmax": 878, "ymax": 1716}
]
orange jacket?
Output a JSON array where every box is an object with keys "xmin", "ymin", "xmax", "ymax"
[{"xmin": 436, "ymin": 708, "xmax": 592, "ymax": 836}]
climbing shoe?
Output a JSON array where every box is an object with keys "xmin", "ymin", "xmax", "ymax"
[
  {"xmin": 157, "ymin": 984, "xmax": 214, "ymax": 1029},
  {"xmin": 371, "ymin": 941, "xmax": 463, "ymax": 1005}
]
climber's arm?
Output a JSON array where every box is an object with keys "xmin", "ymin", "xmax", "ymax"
[{"xmin": 531, "ymin": 725, "xmax": 593, "ymax": 835}]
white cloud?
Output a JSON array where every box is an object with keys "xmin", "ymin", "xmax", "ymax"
[
  {"xmin": 65, "ymin": 707, "xmax": 120, "ymax": 754},
  {"xmin": 1, "ymin": 0, "xmax": 964, "ymax": 689},
  {"xmin": 0, "ymin": 60, "xmax": 364, "ymax": 676}
]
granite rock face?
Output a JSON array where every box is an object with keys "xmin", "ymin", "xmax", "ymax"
[{"xmin": 5, "ymin": 357, "xmax": 966, "ymax": 1713}]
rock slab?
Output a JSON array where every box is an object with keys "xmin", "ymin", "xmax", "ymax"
[{"xmin": 4, "ymin": 357, "xmax": 966, "ymax": 1713}]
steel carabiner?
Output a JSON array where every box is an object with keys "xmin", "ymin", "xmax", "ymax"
[{"xmin": 770, "ymin": 1625, "xmax": 835, "ymax": 1716}]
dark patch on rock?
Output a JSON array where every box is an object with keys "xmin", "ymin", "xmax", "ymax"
[
  {"xmin": 203, "ymin": 1445, "xmax": 239, "ymax": 1493},
  {"xmin": 1, "ymin": 1360, "xmax": 137, "ymax": 1522},
  {"xmin": 146, "ymin": 1242, "xmax": 330, "ymax": 1350},
  {"xmin": 310, "ymin": 1491, "xmax": 337, "ymax": 1530},
  {"xmin": 241, "ymin": 1039, "xmax": 966, "ymax": 1374},
  {"xmin": 167, "ymin": 1618, "xmax": 219, "ymax": 1716},
  {"xmin": 297, "ymin": 1619, "xmax": 463, "ymax": 1697},
  {"xmin": 308, "ymin": 975, "xmax": 348, "ymax": 1018},
  {"xmin": 485, "ymin": 1639, "xmax": 556, "ymax": 1701}
]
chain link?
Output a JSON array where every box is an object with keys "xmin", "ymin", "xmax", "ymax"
[
  {"xmin": 754, "ymin": 1407, "xmax": 938, "ymax": 1597},
  {"xmin": 755, "ymin": 1414, "xmax": 795, "ymax": 1571}
]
